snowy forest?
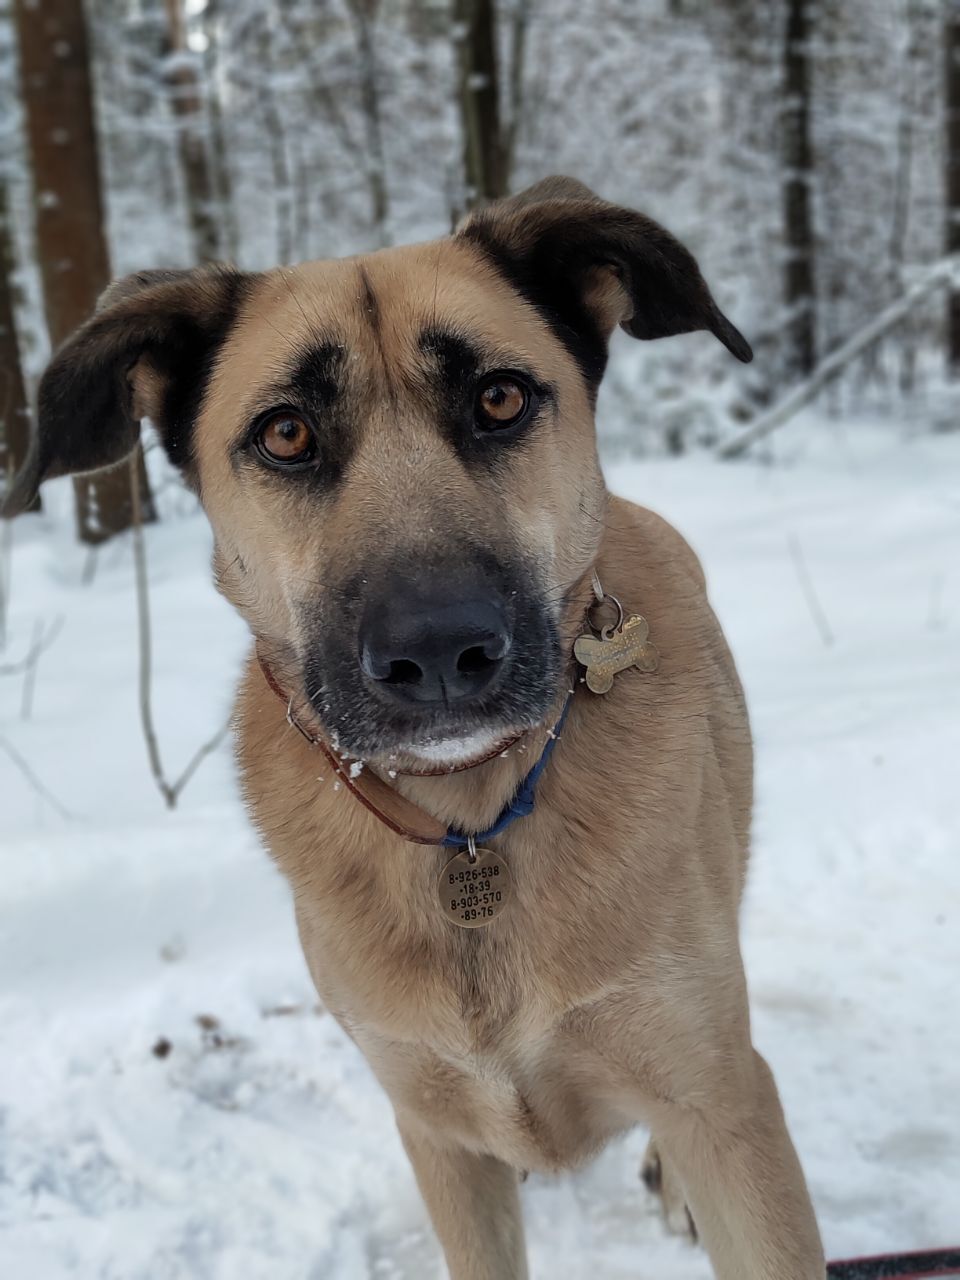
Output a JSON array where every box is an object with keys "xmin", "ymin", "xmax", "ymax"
[
  {"xmin": 1, "ymin": 4, "xmax": 958, "ymax": 1279},
  {"xmin": 1, "ymin": 0, "xmax": 959, "ymax": 539}
]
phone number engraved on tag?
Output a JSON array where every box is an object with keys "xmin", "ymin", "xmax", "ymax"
[{"xmin": 437, "ymin": 847, "xmax": 512, "ymax": 929}]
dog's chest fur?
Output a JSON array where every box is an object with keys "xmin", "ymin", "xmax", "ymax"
[{"xmin": 287, "ymin": 831, "xmax": 652, "ymax": 1171}]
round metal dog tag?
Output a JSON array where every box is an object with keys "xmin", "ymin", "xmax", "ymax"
[{"xmin": 438, "ymin": 847, "xmax": 511, "ymax": 929}]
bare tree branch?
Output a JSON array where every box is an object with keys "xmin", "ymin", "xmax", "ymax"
[
  {"xmin": 717, "ymin": 257, "xmax": 960, "ymax": 459},
  {"xmin": 0, "ymin": 512, "xmax": 12, "ymax": 649},
  {"xmin": 129, "ymin": 454, "xmax": 229, "ymax": 809},
  {"xmin": 0, "ymin": 618, "xmax": 64, "ymax": 676},
  {"xmin": 0, "ymin": 614, "xmax": 64, "ymax": 719},
  {"xmin": 170, "ymin": 717, "xmax": 232, "ymax": 797},
  {"xmin": 787, "ymin": 532, "xmax": 834, "ymax": 648},
  {"xmin": 0, "ymin": 733, "xmax": 74, "ymax": 820},
  {"xmin": 504, "ymin": 0, "xmax": 531, "ymax": 187}
]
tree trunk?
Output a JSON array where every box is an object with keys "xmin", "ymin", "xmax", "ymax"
[
  {"xmin": 890, "ymin": 0, "xmax": 923, "ymax": 394},
  {"xmin": 15, "ymin": 0, "xmax": 155, "ymax": 542},
  {"xmin": 256, "ymin": 8, "xmax": 295, "ymax": 265},
  {"xmin": 0, "ymin": 178, "xmax": 38, "ymax": 512},
  {"xmin": 345, "ymin": 0, "xmax": 390, "ymax": 247},
  {"xmin": 503, "ymin": 0, "xmax": 530, "ymax": 189},
  {"xmin": 781, "ymin": 0, "xmax": 817, "ymax": 379},
  {"xmin": 164, "ymin": 0, "xmax": 220, "ymax": 265},
  {"xmin": 707, "ymin": 1, "xmax": 781, "ymax": 408},
  {"xmin": 203, "ymin": 0, "xmax": 239, "ymax": 263},
  {"xmin": 945, "ymin": 0, "xmax": 960, "ymax": 374},
  {"xmin": 454, "ymin": 0, "xmax": 507, "ymax": 212}
]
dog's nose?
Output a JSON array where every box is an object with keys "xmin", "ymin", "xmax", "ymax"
[{"xmin": 359, "ymin": 598, "xmax": 512, "ymax": 705}]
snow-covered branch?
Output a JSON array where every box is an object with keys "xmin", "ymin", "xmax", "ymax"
[{"xmin": 717, "ymin": 256, "xmax": 960, "ymax": 460}]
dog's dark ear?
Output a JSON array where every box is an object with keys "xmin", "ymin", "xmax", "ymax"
[
  {"xmin": 2, "ymin": 264, "xmax": 252, "ymax": 517},
  {"xmin": 457, "ymin": 176, "xmax": 752, "ymax": 385}
]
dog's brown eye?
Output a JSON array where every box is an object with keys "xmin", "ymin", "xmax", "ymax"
[
  {"xmin": 476, "ymin": 378, "xmax": 529, "ymax": 429},
  {"xmin": 256, "ymin": 412, "xmax": 314, "ymax": 465}
]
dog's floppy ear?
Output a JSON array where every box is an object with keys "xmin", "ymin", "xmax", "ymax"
[
  {"xmin": 457, "ymin": 176, "xmax": 752, "ymax": 384},
  {"xmin": 2, "ymin": 264, "xmax": 252, "ymax": 517}
]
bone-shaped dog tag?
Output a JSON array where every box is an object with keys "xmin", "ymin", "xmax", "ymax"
[{"xmin": 574, "ymin": 615, "xmax": 659, "ymax": 694}]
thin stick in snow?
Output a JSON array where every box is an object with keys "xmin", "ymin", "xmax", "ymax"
[
  {"xmin": 168, "ymin": 718, "xmax": 232, "ymax": 798},
  {"xmin": 717, "ymin": 256, "xmax": 960, "ymax": 459},
  {"xmin": 0, "ymin": 615, "xmax": 62, "ymax": 678},
  {"xmin": 787, "ymin": 532, "xmax": 834, "ymax": 648},
  {"xmin": 0, "ymin": 512, "xmax": 12, "ymax": 649},
  {"xmin": 81, "ymin": 545, "xmax": 99, "ymax": 586},
  {"xmin": 130, "ymin": 454, "xmax": 169, "ymax": 804},
  {"xmin": 18, "ymin": 620, "xmax": 43, "ymax": 718},
  {"xmin": 20, "ymin": 616, "xmax": 63, "ymax": 720},
  {"xmin": 0, "ymin": 614, "xmax": 64, "ymax": 719},
  {"xmin": 129, "ymin": 454, "xmax": 229, "ymax": 809},
  {"xmin": 0, "ymin": 734, "xmax": 74, "ymax": 820}
]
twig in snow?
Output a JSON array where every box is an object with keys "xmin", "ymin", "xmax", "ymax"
[
  {"xmin": 0, "ymin": 615, "xmax": 62, "ymax": 678},
  {"xmin": 168, "ymin": 717, "xmax": 232, "ymax": 798},
  {"xmin": 130, "ymin": 455, "xmax": 167, "ymax": 802},
  {"xmin": 21, "ymin": 618, "xmax": 45, "ymax": 720},
  {"xmin": 0, "ymin": 511, "xmax": 13, "ymax": 649},
  {"xmin": 81, "ymin": 544, "xmax": 99, "ymax": 586},
  {"xmin": 0, "ymin": 733, "xmax": 74, "ymax": 819},
  {"xmin": 129, "ymin": 453, "xmax": 230, "ymax": 809},
  {"xmin": 787, "ymin": 533, "xmax": 834, "ymax": 648},
  {"xmin": 0, "ymin": 615, "xmax": 64, "ymax": 720}
]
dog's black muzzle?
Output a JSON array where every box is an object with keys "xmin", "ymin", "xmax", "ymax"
[{"xmin": 301, "ymin": 554, "xmax": 562, "ymax": 759}]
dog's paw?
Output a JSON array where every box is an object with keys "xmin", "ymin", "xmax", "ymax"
[{"xmin": 641, "ymin": 1139, "xmax": 698, "ymax": 1243}]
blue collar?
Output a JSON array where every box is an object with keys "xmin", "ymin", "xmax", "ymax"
[{"xmin": 442, "ymin": 694, "xmax": 573, "ymax": 848}]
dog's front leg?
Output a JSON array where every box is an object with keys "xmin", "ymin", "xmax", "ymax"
[
  {"xmin": 650, "ymin": 1049, "xmax": 824, "ymax": 1280},
  {"xmin": 398, "ymin": 1124, "xmax": 529, "ymax": 1280}
]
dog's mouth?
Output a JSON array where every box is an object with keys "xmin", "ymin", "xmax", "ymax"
[
  {"xmin": 383, "ymin": 725, "xmax": 522, "ymax": 771},
  {"xmin": 304, "ymin": 661, "xmax": 560, "ymax": 764}
]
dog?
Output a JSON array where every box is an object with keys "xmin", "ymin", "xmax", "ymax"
[{"xmin": 5, "ymin": 177, "xmax": 825, "ymax": 1279}]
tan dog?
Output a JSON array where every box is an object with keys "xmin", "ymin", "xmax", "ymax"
[{"xmin": 6, "ymin": 178, "xmax": 825, "ymax": 1279}]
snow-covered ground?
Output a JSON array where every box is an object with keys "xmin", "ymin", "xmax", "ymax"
[{"xmin": 2, "ymin": 421, "xmax": 958, "ymax": 1278}]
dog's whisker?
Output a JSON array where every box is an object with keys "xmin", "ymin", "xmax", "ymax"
[
  {"xmin": 281, "ymin": 267, "xmax": 315, "ymax": 333},
  {"xmin": 431, "ymin": 239, "xmax": 443, "ymax": 331},
  {"xmin": 577, "ymin": 501, "xmax": 634, "ymax": 533},
  {"xmin": 251, "ymin": 307, "xmax": 296, "ymax": 347}
]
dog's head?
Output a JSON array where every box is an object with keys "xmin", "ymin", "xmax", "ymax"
[{"xmin": 4, "ymin": 178, "xmax": 750, "ymax": 762}]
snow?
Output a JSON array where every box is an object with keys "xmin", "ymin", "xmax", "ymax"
[
  {"xmin": 2, "ymin": 421, "xmax": 959, "ymax": 1277},
  {"xmin": 399, "ymin": 729, "xmax": 506, "ymax": 766}
]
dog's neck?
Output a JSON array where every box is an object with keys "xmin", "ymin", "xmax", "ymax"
[{"xmin": 386, "ymin": 684, "xmax": 575, "ymax": 839}]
